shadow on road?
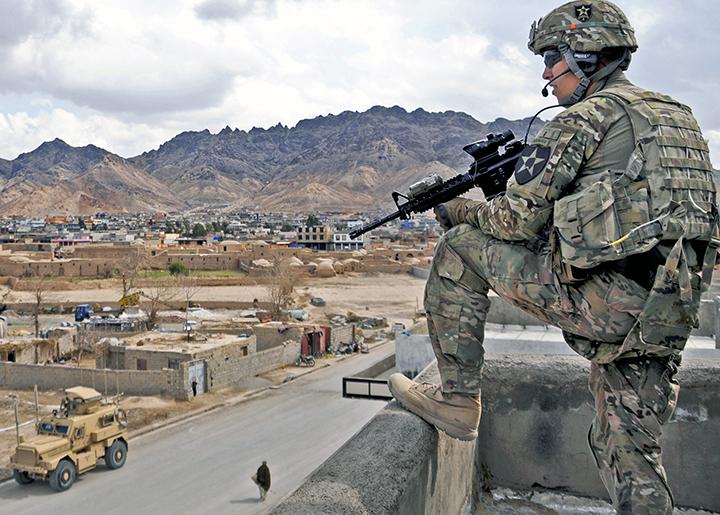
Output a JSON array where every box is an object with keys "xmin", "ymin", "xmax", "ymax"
[{"xmin": 0, "ymin": 480, "xmax": 57, "ymax": 499}]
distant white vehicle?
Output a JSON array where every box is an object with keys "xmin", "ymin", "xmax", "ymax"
[{"xmin": 183, "ymin": 320, "xmax": 198, "ymax": 332}]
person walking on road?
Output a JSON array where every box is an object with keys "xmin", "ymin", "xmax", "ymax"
[{"xmin": 252, "ymin": 461, "xmax": 271, "ymax": 502}]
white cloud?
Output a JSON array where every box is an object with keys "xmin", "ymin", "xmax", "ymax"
[
  {"xmin": 194, "ymin": 0, "xmax": 277, "ymax": 21},
  {"xmin": 0, "ymin": 109, "xmax": 173, "ymax": 159},
  {"xmin": 0, "ymin": 0, "xmax": 718, "ymax": 160}
]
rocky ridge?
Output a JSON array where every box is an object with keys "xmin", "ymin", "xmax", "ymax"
[{"xmin": 1, "ymin": 106, "xmax": 539, "ymax": 215}]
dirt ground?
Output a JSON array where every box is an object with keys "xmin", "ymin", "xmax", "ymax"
[
  {"xmin": 0, "ymin": 388, "xmax": 65, "ymax": 481},
  {"xmin": 5, "ymin": 272, "xmax": 427, "ymax": 328}
]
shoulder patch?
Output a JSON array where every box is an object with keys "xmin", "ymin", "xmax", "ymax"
[
  {"xmin": 514, "ymin": 145, "xmax": 551, "ymax": 185},
  {"xmin": 515, "ymin": 145, "xmax": 550, "ymax": 184}
]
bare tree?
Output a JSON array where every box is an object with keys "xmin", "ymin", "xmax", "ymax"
[
  {"xmin": 265, "ymin": 259, "xmax": 302, "ymax": 320},
  {"xmin": 140, "ymin": 279, "xmax": 178, "ymax": 329},
  {"xmin": 114, "ymin": 246, "xmax": 147, "ymax": 299},
  {"xmin": 176, "ymin": 275, "xmax": 202, "ymax": 341},
  {"xmin": 76, "ymin": 328, "xmax": 101, "ymax": 367},
  {"xmin": 27, "ymin": 272, "xmax": 51, "ymax": 340}
]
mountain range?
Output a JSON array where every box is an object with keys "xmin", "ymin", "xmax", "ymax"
[{"xmin": 0, "ymin": 106, "xmax": 539, "ymax": 215}]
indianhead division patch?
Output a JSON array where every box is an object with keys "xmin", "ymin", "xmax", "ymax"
[
  {"xmin": 514, "ymin": 145, "xmax": 551, "ymax": 185},
  {"xmin": 574, "ymin": 4, "xmax": 592, "ymax": 22}
]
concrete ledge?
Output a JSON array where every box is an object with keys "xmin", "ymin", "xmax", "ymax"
[
  {"xmin": 478, "ymin": 354, "xmax": 720, "ymax": 512},
  {"xmin": 271, "ymin": 366, "xmax": 475, "ymax": 515},
  {"xmin": 277, "ymin": 350, "xmax": 720, "ymax": 513},
  {"xmin": 352, "ymin": 354, "xmax": 395, "ymax": 379}
]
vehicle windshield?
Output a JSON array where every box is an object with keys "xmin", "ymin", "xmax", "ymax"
[{"xmin": 39, "ymin": 422, "xmax": 71, "ymax": 435}]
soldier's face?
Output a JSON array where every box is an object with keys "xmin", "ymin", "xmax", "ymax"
[{"xmin": 542, "ymin": 57, "xmax": 579, "ymax": 101}]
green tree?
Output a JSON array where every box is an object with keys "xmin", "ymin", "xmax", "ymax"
[
  {"xmin": 169, "ymin": 261, "xmax": 189, "ymax": 276},
  {"xmin": 305, "ymin": 214, "xmax": 320, "ymax": 227},
  {"xmin": 281, "ymin": 223, "xmax": 294, "ymax": 232},
  {"xmin": 191, "ymin": 223, "xmax": 206, "ymax": 238}
]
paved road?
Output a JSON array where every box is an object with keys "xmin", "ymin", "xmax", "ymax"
[{"xmin": 0, "ymin": 343, "xmax": 393, "ymax": 515}]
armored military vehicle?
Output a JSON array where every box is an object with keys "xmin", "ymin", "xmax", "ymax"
[{"xmin": 10, "ymin": 386, "xmax": 129, "ymax": 492}]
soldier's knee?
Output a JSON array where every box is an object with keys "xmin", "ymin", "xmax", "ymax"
[{"xmin": 429, "ymin": 232, "xmax": 487, "ymax": 294}]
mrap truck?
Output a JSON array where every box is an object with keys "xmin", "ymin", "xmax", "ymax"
[{"xmin": 10, "ymin": 386, "xmax": 129, "ymax": 492}]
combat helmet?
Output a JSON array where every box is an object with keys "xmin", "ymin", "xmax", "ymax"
[{"xmin": 528, "ymin": 1, "xmax": 637, "ymax": 105}]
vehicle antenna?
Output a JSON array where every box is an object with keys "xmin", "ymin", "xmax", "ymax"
[
  {"xmin": 34, "ymin": 385, "xmax": 39, "ymax": 426},
  {"xmin": 11, "ymin": 394, "xmax": 20, "ymax": 445}
]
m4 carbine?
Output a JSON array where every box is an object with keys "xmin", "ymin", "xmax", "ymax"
[{"xmin": 348, "ymin": 131, "xmax": 525, "ymax": 239}]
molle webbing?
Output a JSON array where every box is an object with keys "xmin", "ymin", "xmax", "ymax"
[
  {"xmin": 553, "ymin": 85, "xmax": 717, "ymax": 272},
  {"xmin": 597, "ymin": 86, "xmax": 717, "ymax": 243}
]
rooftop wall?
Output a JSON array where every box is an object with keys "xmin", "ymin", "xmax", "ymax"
[
  {"xmin": 478, "ymin": 354, "xmax": 720, "ymax": 512},
  {"xmin": 277, "ymin": 352, "xmax": 720, "ymax": 513}
]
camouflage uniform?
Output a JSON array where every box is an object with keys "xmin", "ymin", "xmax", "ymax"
[{"xmin": 425, "ymin": 2, "xmax": 717, "ymax": 509}]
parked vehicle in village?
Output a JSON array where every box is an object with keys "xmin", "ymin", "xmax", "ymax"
[
  {"xmin": 74, "ymin": 304, "xmax": 93, "ymax": 322},
  {"xmin": 295, "ymin": 354, "xmax": 316, "ymax": 367},
  {"xmin": 10, "ymin": 386, "xmax": 129, "ymax": 492}
]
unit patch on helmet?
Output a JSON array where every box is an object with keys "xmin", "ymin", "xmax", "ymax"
[
  {"xmin": 513, "ymin": 145, "xmax": 551, "ymax": 185},
  {"xmin": 574, "ymin": 4, "xmax": 592, "ymax": 22}
]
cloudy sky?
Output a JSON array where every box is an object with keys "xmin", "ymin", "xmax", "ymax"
[{"xmin": 0, "ymin": 0, "xmax": 718, "ymax": 162}]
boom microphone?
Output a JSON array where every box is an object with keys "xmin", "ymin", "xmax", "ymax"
[{"xmin": 541, "ymin": 69, "xmax": 571, "ymax": 97}]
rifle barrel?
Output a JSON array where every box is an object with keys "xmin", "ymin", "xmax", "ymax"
[{"xmin": 349, "ymin": 211, "xmax": 403, "ymax": 239}]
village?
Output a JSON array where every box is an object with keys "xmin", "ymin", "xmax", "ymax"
[{"xmin": 0, "ymin": 210, "xmax": 435, "ymax": 482}]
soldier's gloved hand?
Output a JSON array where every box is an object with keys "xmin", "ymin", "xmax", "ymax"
[{"xmin": 434, "ymin": 197, "xmax": 482, "ymax": 230}]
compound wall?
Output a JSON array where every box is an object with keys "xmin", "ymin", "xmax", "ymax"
[
  {"xmin": 0, "ymin": 340, "xmax": 299, "ymax": 400},
  {"xmin": 0, "ymin": 362, "xmax": 184, "ymax": 398},
  {"xmin": 208, "ymin": 340, "xmax": 299, "ymax": 388}
]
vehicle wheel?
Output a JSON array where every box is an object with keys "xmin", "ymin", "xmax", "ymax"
[
  {"xmin": 308, "ymin": 357, "xmax": 316, "ymax": 367},
  {"xmin": 13, "ymin": 469, "xmax": 34, "ymax": 485},
  {"xmin": 295, "ymin": 357, "xmax": 301, "ymax": 367},
  {"xmin": 49, "ymin": 459, "xmax": 76, "ymax": 492},
  {"xmin": 105, "ymin": 440, "xmax": 128, "ymax": 470}
]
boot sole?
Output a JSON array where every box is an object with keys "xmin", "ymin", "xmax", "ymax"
[{"xmin": 388, "ymin": 381, "xmax": 478, "ymax": 442}]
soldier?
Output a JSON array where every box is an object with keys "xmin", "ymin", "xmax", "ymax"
[{"xmin": 388, "ymin": 1, "xmax": 718, "ymax": 513}]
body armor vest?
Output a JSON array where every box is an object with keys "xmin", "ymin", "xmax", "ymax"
[
  {"xmin": 554, "ymin": 85, "xmax": 719, "ymax": 358},
  {"xmin": 553, "ymin": 85, "xmax": 717, "ymax": 270}
]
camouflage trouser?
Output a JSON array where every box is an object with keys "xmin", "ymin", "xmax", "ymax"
[
  {"xmin": 589, "ymin": 357, "xmax": 679, "ymax": 514},
  {"xmin": 425, "ymin": 223, "xmax": 677, "ymax": 512}
]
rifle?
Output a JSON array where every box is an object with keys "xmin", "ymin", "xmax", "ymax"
[{"xmin": 348, "ymin": 130, "xmax": 525, "ymax": 239}]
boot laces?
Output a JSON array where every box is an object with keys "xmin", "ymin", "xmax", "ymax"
[{"xmin": 413, "ymin": 382, "xmax": 443, "ymax": 398}]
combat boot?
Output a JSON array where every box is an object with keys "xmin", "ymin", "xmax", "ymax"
[{"xmin": 388, "ymin": 373, "xmax": 480, "ymax": 441}]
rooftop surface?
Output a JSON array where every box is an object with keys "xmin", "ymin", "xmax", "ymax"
[{"xmin": 122, "ymin": 332, "xmax": 253, "ymax": 353}]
